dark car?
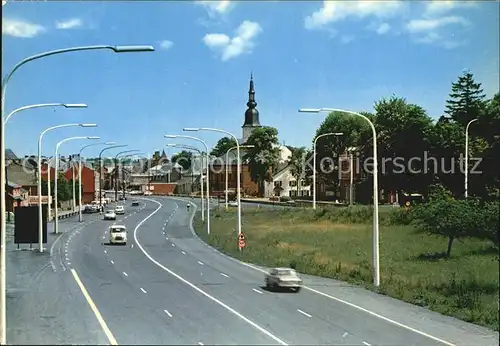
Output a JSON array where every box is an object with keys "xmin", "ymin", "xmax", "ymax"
[{"xmin": 132, "ymin": 200, "xmax": 140, "ymax": 206}]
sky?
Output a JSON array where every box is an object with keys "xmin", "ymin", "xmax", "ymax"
[{"xmin": 2, "ymin": 0, "xmax": 499, "ymax": 160}]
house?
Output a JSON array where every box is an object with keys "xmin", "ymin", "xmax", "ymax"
[
  {"xmin": 129, "ymin": 162, "xmax": 182, "ymax": 195},
  {"xmin": 63, "ymin": 163, "xmax": 99, "ymax": 204},
  {"xmin": 6, "ymin": 181, "xmax": 29, "ymax": 215},
  {"xmin": 6, "ymin": 158, "xmax": 38, "ymax": 196}
]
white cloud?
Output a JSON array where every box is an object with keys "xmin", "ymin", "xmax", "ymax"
[
  {"xmin": 55, "ymin": 18, "xmax": 82, "ymax": 30},
  {"xmin": 304, "ymin": 1, "xmax": 404, "ymax": 30},
  {"xmin": 406, "ymin": 16, "xmax": 468, "ymax": 33},
  {"xmin": 423, "ymin": 0, "xmax": 477, "ymax": 18},
  {"xmin": 203, "ymin": 20, "xmax": 262, "ymax": 61},
  {"xmin": 195, "ymin": 0, "xmax": 233, "ymax": 17},
  {"xmin": 159, "ymin": 40, "xmax": 174, "ymax": 50},
  {"xmin": 376, "ymin": 22, "xmax": 391, "ymax": 35},
  {"xmin": 2, "ymin": 18, "xmax": 45, "ymax": 38}
]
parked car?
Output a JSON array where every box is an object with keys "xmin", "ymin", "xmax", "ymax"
[
  {"xmin": 104, "ymin": 209, "xmax": 116, "ymax": 220},
  {"xmin": 109, "ymin": 224, "xmax": 127, "ymax": 245},
  {"xmin": 229, "ymin": 200, "xmax": 238, "ymax": 207},
  {"xmin": 265, "ymin": 268, "xmax": 302, "ymax": 292}
]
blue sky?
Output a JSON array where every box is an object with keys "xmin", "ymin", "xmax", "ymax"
[{"xmin": 2, "ymin": 0, "xmax": 499, "ymax": 160}]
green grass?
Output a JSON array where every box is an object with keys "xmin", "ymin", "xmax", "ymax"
[{"xmin": 194, "ymin": 206, "xmax": 499, "ymax": 331}]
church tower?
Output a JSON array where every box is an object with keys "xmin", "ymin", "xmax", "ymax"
[{"xmin": 242, "ymin": 73, "xmax": 262, "ymax": 143}]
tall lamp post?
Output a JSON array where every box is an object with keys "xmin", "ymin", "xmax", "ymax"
[
  {"xmin": 299, "ymin": 108, "xmax": 380, "ymax": 287},
  {"xmin": 225, "ymin": 145, "xmax": 254, "ymax": 210},
  {"xmin": 98, "ymin": 145, "xmax": 128, "ymax": 207},
  {"xmin": 465, "ymin": 118, "xmax": 478, "ymax": 198},
  {"xmin": 114, "ymin": 150, "xmax": 140, "ymax": 201},
  {"xmin": 1, "ymin": 43, "xmax": 154, "ymax": 346},
  {"xmin": 183, "ymin": 128, "xmax": 242, "ymax": 240},
  {"xmin": 117, "ymin": 153, "xmax": 144, "ymax": 199},
  {"xmin": 4, "ymin": 103, "xmax": 87, "ymax": 222},
  {"xmin": 37, "ymin": 123, "xmax": 96, "ymax": 250},
  {"xmin": 54, "ymin": 136, "xmax": 99, "ymax": 234},
  {"xmin": 166, "ymin": 144, "xmax": 203, "ymax": 213},
  {"xmin": 165, "ymin": 134, "xmax": 211, "ymax": 234},
  {"xmin": 78, "ymin": 141, "xmax": 116, "ymax": 222},
  {"xmin": 312, "ymin": 132, "xmax": 343, "ymax": 209}
]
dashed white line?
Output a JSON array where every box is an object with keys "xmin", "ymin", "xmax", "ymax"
[
  {"xmin": 198, "ymin": 342, "xmax": 203, "ymax": 345},
  {"xmin": 252, "ymin": 288, "xmax": 263, "ymax": 294},
  {"xmin": 197, "ymin": 261, "xmax": 204, "ymax": 265},
  {"xmin": 164, "ymin": 309, "xmax": 172, "ymax": 318},
  {"xmin": 220, "ymin": 273, "xmax": 229, "ymax": 278},
  {"xmin": 342, "ymin": 332, "xmax": 348, "ymax": 338},
  {"xmin": 123, "ymin": 272, "xmax": 128, "ymax": 277},
  {"xmin": 110, "ymin": 260, "xmax": 114, "ymax": 264},
  {"xmin": 362, "ymin": 342, "xmax": 371, "ymax": 346},
  {"xmin": 171, "ymin": 243, "xmax": 175, "ymax": 247},
  {"xmin": 104, "ymin": 250, "xmax": 107, "ymax": 254},
  {"xmin": 166, "ymin": 237, "xmax": 169, "ymax": 240},
  {"xmin": 140, "ymin": 287, "xmax": 147, "ymax": 294},
  {"xmin": 131, "ymin": 244, "xmax": 134, "ymax": 248},
  {"xmin": 297, "ymin": 309, "xmax": 312, "ymax": 318},
  {"xmin": 181, "ymin": 251, "xmax": 186, "ymax": 255}
]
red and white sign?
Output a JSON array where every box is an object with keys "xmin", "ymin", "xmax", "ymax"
[
  {"xmin": 28, "ymin": 195, "xmax": 52, "ymax": 205},
  {"xmin": 238, "ymin": 233, "xmax": 246, "ymax": 248}
]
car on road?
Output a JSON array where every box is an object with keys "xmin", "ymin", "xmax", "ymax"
[
  {"xmin": 229, "ymin": 200, "xmax": 238, "ymax": 207},
  {"xmin": 115, "ymin": 205, "xmax": 125, "ymax": 215},
  {"xmin": 144, "ymin": 191, "xmax": 152, "ymax": 196},
  {"xmin": 104, "ymin": 209, "xmax": 116, "ymax": 220},
  {"xmin": 131, "ymin": 200, "xmax": 140, "ymax": 206},
  {"xmin": 109, "ymin": 225, "xmax": 127, "ymax": 245},
  {"xmin": 83, "ymin": 205, "xmax": 100, "ymax": 213},
  {"xmin": 265, "ymin": 267, "xmax": 302, "ymax": 292}
]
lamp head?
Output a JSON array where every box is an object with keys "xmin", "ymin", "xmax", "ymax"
[
  {"xmin": 63, "ymin": 103, "xmax": 88, "ymax": 108},
  {"xmin": 298, "ymin": 108, "xmax": 321, "ymax": 113},
  {"xmin": 335, "ymin": 132, "xmax": 344, "ymax": 136},
  {"xmin": 104, "ymin": 142, "xmax": 116, "ymax": 145},
  {"xmin": 80, "ymin": 123, "xmax": 97, "ymax": 127},
  {"xmin": 112, "ymin": 45, "xmax": 155, "ymax": 53},
  {"xmin": 183, "ymin": 128, "xmax": 199, "ymax": 132},
  {"xmin": 242, "ymin": 145, "xmax": 255, "ymax": 148},
  {"xmin": 87, "ymin": 136, "xmax": 100, "ymax": 139},
  {"xmin": 164, "ymin": 135, "xmax": 177, "ymax": 139}
]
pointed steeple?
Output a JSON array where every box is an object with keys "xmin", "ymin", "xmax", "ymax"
[{"xmin": 243, "ymin": 73, "xmax": 261, "ymax": 127}]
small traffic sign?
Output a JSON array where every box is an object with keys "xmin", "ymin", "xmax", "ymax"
[
  {"xmin": 238, "ymin": 239, "xmax": 246, "ymax": 248},
  {"xmin": 238, "ymin": 233, "xmax": 245, "ymax": 240}
]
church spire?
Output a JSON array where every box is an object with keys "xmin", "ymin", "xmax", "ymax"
[{"xmin": 246, "ymin": 72, "xmax": 257, "ymax": 109}]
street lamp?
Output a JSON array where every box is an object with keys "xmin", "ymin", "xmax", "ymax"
[
  {"xmin": 166, "ymin": 144, "xmax": 203, "ymax": 203},
  {"xmin": 465, "ymin": 118, "xmax": 478, "ymax": 198},
  {"xmin": 4, "ymin": 103, "xmax": 87, "ymax": 125},
  {"xmin": 54, "ymin": 136, "xmax": 100, "ymax": 234},
  {"xmin": 312, "ymin": 132, "xmax": 343, "ymax": 209},
  {"xmin": 165, "ymin": 134, "xmax": 210, "ymax": 235},
  {"xmin": 117, "ymin": 153, "xmax": 145, "ymax": 199},
  {"xmin": 299, "ymin": 108, "xmax": 380, "ymax": 287},
  {"xmin": 225, "ymin": 145, "xmax": 254, "ymax": 210},
  {"xmin": 183, "ymin": 128, "xmax": 242, "ymax": 240},
  {"xmin": 77, "ymin": 141, "xmax": 116, "ymax": 222},
  {"xmin": 37, "ymin": 124, "xmax": 97, "ymax": 251},
  {"xmin": 98, "ymin": 145, "xmax": 128, "ymax": 207},
  {"xmin": 0, "ymin": 43, "xmax": 154, "ymax": 346},
  {"xmin": 114, "ymin": 150, "xmax": 140, "ymax": 201}
]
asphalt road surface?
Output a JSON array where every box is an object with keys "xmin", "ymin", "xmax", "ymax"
[{"xmin": 6, "ymin": 197, "xmax": 499, "ymax": 345}]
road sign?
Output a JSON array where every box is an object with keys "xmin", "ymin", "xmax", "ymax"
[{"xmin": 238, "ymin": 232, "xmax": 246, "ymax": 248}]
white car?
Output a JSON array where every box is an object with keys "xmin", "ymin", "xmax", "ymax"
[
  {"xmin": 109, "ymin": 225, "xmax": 127, "ymax": 245},
  {"xmin": 229, "ymin": 201, "xmax": 238, "ymax": 207},
  {"xmin": 104, "ymin": 209, "xmax": 116, "ymax": 220},
  {"xmin": 115, "ymin": 205, "xmax": 125, "ymax": 215},
  {"xmin": 265, "ymin": 268, "xmax": 302, "ymax": 292},
  {"xmin": 144, "ymin": 191, "xmax": 152, "ymax": 196}
]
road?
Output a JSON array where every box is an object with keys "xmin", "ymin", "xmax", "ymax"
[{"xmin": 6, "ymin": 197, "xmax": 499, "ymax": 345}]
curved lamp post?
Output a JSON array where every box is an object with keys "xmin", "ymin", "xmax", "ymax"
[
  {"xmin": 0, "ymin": 43, "xmax": 154, "ymax": 346},
  {"xmin": 98, "ymin": 145, "xmax": 128, "ymax": 206},
  {"xmin": 183, "ymin": 128, "xmax": 241, "ymax": 242},
  {"xmin": 312, "ymin": 132, "xmax": 343, "ymax": 209},
  {"xmin": 225, "ymin": 145, "xmax": 254, "ymax": 210},
  {"xmin": 117, "ymin": 152, "xmax": 145, "ymax": 199},
  {"xmin": 77, "ymin": 141, "xmax": 116, "ymax": 222},
  {"xmin": 37, "ymin": 124, "xmax": 97, "ymax": 250},
  {"xmin": 465, "ymin": 118, "xmax": 478, "ymax": 198},
  {"xmin": 165, "ymin": 134, "xmax": 210, "ymax": 235},
  {"xmin": 114, "ymin": 150, "xmax": 140, "ymax": 201},
  {"xmin": 54, "ymin": 136, "xmax": 100, "ymax": 234},
  {"xmin": 4, "ymin": 103, "xmax": 87, "ymax": 125},
  {"xmin": 299, "ymin": 108, "xmax": 380, "ymax": 287},
  {"xmin": 166, "ymin": 144, "xmax": 203, "ymax": 210}
]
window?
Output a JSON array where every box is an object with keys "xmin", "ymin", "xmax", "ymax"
[{"xmin": 289, "ymin": 180, "xmax": 297, "ymax": 187}]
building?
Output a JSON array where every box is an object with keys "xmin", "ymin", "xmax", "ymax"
[
  {"xmin": 6, "ymin": 157, "xmax": 38, "ymax": 196},
  {"xmin": 129, "ymin": 162, "xmax": 182, "ymax": 195},
  {"xmin": 6, "ymin": 181, "xmax": 29, "ymax": 216},
  {"xmin": 63, "ymin": 163, "xmax": 99, "ymax": 204}
]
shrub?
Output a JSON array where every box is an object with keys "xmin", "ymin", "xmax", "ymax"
[{"xmin": 279, "ymin": 196, "xmax": 291, "ymax": 202}]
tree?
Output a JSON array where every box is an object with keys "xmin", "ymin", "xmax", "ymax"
[
  {"xmin": 210, "ymin": 137, "xmax": 238, "ymax": 157},
  {"xmin": 243, "ymin": 126, "xmax": 281, "ymax": 196},
  {"xmin": 172, "ymin": 150, "xmax": 192, "ymax": 170},
  {"xmin": 444, "ymin": 70, "xmax": 486, "ymax": 126},
  {"xmin": 287, "ymin": 146, "xmax": 310, "ymax": 196}
]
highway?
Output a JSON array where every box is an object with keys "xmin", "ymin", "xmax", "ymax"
[{"xmin": 7, "ymin": 196, "xmax": 499, "ymax": 345}]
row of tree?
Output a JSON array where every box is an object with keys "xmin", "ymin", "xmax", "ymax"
[
  {"xmin": 208, "ymin": 70, "xmax": 498, "ymax": 201},
  {"xmin": 40, "ymin": 173, "xmax": 83, "ymax": 206}
]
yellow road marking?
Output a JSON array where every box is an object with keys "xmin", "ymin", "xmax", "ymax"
[{"xmin": 70, "ymin": 269, "xmax": 118, "ymax": 345}]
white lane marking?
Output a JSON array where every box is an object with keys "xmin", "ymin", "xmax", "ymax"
[
  {"xmin": 198, "ymin": 342, "xmax": 203, "ymax": 345},
  {"xmin": 342, "ymin": 332, "xmax": 348, "ymax": 338},
  {"xmin": 252, "ymin": 288, "xmax": 263, "ymax": 294},
  {"xmin": 197, "ymin": 261, "xmax": 204, "ymax": 266},
  {"xmin": 162, "ymin": 231, "xmax": 165, "ymax": 235},
  {"xmin": 67, "ymin": 262, "xmax": 71, "ymax": 265},
  {"xmin": 123, "ymin": 272, "xmax": 128, "ymax": 277},
  {"xmin": 131, "ymin": 244, "xmax": 134, "ymax": 248},
  {"xmin": 140, "ymin": 287, "xmax": 147, "ymax": 294},
  {"xmin": 171, "ymin": 243, "xmax": 175, "ymax": 247},
  {"xmin": 181, "ymin": 251, "xmax": 186, "ymax": 255},
  {"xmin": 164, "ymin": 309, "xmax": 172, "ymax": 318},
  {"xmin": 70, "ymin": 269, "xmax": 118, "ymax": 345},
  {"xmin": 362, "ymin": 342, "xmax": 371, "ymax": 346},
  {"xmin": 133, "ymin": 198, "xmax": 289, "ymax": 346},
  {"xmin": 104, "ymin": 250, "xmax": 107, "ymax": 254},
  {"xmin": 297, "ymin": 309, "xmax": 312, "ymax": 318},
  {"xmin": 220, "ymin": 273, "xmax": 229, "ymax": 278},
  {"xmin": 110, "ymin": 260, "xmax": 114, "ymax": 264}
]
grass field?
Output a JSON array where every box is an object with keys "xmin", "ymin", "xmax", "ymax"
[{"xmin": 194, "ymin": 206, "xmax": 499, "ymax": 331}]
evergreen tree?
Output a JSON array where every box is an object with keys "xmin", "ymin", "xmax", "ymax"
[{"xmin": 444, "ymin": 70, "xmax": 486, "ymax": 126}]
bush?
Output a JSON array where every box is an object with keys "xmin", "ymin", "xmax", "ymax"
[{"xmin": 279, "ymin": 196, "xmax": 291, "ymax": 202}]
